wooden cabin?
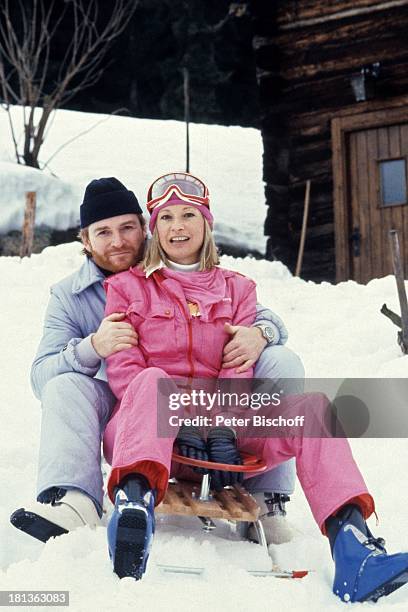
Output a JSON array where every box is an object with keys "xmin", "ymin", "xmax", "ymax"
[{"xmin": 250, "ymin": 0, "xmax": 408, "ymax": 282}]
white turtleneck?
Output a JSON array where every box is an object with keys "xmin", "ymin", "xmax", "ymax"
[
  {"xmin": 145, "ymin": 258, "xmax": 200, "ymax": 277},
  {"xmin": 167, "ymin": 259, "xmax": 200, "ymax": 273}
]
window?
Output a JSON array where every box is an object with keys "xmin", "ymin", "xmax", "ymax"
[{"xmin": 379, "ymin": 158, "xmax": 407, "ymax": 207}]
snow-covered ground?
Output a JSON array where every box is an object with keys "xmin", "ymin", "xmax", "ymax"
[
  {"xmin": 1, "ymin": 107, "xmax": 408, "ymax": 610},
  {"xmin": 0, "ymin": 106, "xmax": 265, "ymax": 253},
  {"xmin": 1, "ymin": 243, "xmax": 408, "ymax": 612}
]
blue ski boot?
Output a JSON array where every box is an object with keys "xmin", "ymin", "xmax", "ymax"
[
  {"xmin": 326, "ymin": 504, "xmax": 408, "ymax": 603},
  {"xmin": 107, "ymin": 474, "xmax": 155, "ymax": 580}
]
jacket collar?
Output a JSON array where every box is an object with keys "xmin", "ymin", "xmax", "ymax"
[
  {"xmin": 145, "ymin": 258, "xmax": 200, "ymax": 278},
  {"xmin": 72, "ymin": 257, "xmax": 106, "ymax": 294}
]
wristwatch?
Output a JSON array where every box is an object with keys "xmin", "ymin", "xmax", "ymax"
[{"xmin": 254, "ymin": 324, "xmax": 276, "ymax": 344}]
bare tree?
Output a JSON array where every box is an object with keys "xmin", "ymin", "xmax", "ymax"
[{"xmin": 0, "ymin": 0, "xmax": 137, "ymax": 168}]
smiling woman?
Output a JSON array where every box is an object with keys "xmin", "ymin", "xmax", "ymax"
[
  {"xmin": 143, "ymin": 178, "xmax": 219, "ymax": 274},
  {"xmin": 156, "ymin": 204, "xmax": 205, "ymax": 264},
  {"xmin": 98, "ymin": 171, "xmax": 408, "ymax": 607}
]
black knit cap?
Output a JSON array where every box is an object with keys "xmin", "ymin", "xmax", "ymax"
[{"xmin": 80, "ymin": 177, "xmax": 142, "ymax": 229}]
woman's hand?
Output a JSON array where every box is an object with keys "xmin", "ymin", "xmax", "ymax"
[
  {"xmin": 206, "ymin": 426, "xmax": 243, "ymax": 490},
  {"xmin": 222, "ymin": 323, "xmax": 267, "ymax": 373},
  {"xmin": 176, "ymin": 425, "xmax": 208, "ymax": 474},
  {"xmin": 91, "ymin": 313, "xmax": 138, "ymax": 358}
]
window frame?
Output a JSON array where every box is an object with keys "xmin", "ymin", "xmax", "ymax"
[{"xmin": 377, "ymin": 156, "xmax": 408, "ymax": 208}]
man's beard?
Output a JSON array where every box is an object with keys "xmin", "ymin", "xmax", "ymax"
[{"xmin": 90, "ymin": 242, "xmax": 145, "ymax": 273}]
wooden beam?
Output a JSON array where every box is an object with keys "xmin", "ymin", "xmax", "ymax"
[
  {"xmin": 295, "ymin": 180, "xmax": 311, "ymax": 276},
  {"xmin": 20, "ymin": 191, "xmax": 36, "ymax": 259},
  {"xmin": 279, "ymin": 0, "xmax": 408, "ymax": 30},
  {"xmin": 290, "ymin": 95, "xmax": 408, "ymax": 129},
  {"xmin": 331, "ymin": 119, "xmax": 350, "ymax": 282}
]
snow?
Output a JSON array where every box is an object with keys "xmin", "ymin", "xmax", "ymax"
[
  {"xmin": 1, "ymin": 243, "xmax": 408, "ymax": 611},
  {"xmin": 0, "ymin": 106, "xmax": 265, "ymax": 253},
  {"xmin": 1, "ymin": 107, "xmax": 408, "ymax": 610}
]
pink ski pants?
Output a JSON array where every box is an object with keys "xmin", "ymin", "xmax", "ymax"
[{"xmin": 104, "ymin": 368, "xmax": 374, "ymax": 531}]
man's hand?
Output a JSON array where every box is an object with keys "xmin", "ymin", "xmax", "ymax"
[
  {"xmin": 91, "ymin": 313, "xmax": 138, "ymax": 358},
  {"xmin": 222, "ymin": 323, "xmax": 267, "ymax": 373}
]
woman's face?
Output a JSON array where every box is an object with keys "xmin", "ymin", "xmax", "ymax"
[{"xmin": 156, "ymin": 204, "xmax": 205, "ymax": 264}]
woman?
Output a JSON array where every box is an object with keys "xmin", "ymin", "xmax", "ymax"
[{"xmin": 103, "ymin": 172, "xmax": 408, "ymax": 603}]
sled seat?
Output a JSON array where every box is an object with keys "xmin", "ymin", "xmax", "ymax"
[
  {"xmin": 156, "ymin": 450, "xmax": 267, "ymax": 523},
  {"xmin": 156, "ymin": 480, "xmax": 260, "ymax": 522}
]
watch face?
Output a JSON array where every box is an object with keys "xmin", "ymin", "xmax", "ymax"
[{"xmin": 264, "ymin": 326, "xmax": 274, "ymax": 342}]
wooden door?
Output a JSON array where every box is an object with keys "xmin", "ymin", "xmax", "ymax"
[
  {"xmin": 332, "ymin": 107, "xmax": 408, "ymax": 283},
  {"xmin": 348, "ymin": 123, "xmax": 408, "ymax": 283}
]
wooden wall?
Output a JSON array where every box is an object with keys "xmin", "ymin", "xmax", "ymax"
[{"xmin": 251, "ymin": 0, "xmax": 408, "ymax": 281}]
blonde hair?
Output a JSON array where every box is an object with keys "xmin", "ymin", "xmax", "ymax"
[
  {"xmin": 78, "ymin": 214, "xmax": 146, "ymax": 257},
  {"xmin": 143, "ymin": 217, "xmax": 219, "ymax": 271}
]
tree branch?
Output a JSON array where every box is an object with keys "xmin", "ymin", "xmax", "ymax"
[
  {"xmin": 42, "ymin": 107, "xmax": 129, "ymax": 169},
  {"xmin": 0, "ymin": 0, "xmax": 139, "ymax": 168}
]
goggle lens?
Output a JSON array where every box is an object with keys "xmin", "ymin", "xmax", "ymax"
[{"xmin": 148, "ymin": 172, "xmax": 207, "ymax": 201}]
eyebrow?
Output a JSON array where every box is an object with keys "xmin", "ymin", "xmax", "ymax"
[
  {"xmin": 159, "ymin": 206, "xmax": 195, "ymax": 214},
  {"xmin": 94, "ymin": 221, "xmax": 137, "ymax": 231}
]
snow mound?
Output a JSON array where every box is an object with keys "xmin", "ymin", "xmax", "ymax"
[
  {"xmin": 0, "ymin": 107, "xmax": 266, "ymax": 253},
  {"xmin": 0, "ymin": 162, "xmax": 81, "ymax": 232}
]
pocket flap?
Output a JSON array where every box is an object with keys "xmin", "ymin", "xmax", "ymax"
[
  {"xmin": 208, "ymin": 298, "xmax": 233, "ymax": 321},
  {"xmin": 127, "ymin": 300, "xmax": 175, "ymax": 320}
]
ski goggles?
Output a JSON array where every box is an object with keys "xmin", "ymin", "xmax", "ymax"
[{"xmin": 147, "ymin": 172, "xmax": 213, "ymax": 232}]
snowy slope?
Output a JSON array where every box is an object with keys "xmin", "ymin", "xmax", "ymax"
[
  {"xmin": 1, "ymin": 243, "xmax": 408, "ymax": 612},
  {"xmin": 0, "ymin": 107, "xmax": 265, "ymax": 253}
]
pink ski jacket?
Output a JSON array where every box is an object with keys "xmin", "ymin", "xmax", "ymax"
[{"xmin": 104, "ymin": 266, "xmax": 257, "ymax": 402}]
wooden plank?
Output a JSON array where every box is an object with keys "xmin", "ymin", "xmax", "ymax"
[
  {"xmin": 377, "ymin": 126, "xmax": 394, "ymax": 276},
  {"xmin": 187, "ymin": 488, "xmax": 228, "ymax": 517},
  {"xmin": 278, "ymin": 46, "xmax": 408, "ymax": 81},
  {"xmin": 349, "ymin": 132, "xmax": 361, "ymax": 282},
  {"xmin": 276, "ymin": 0, "xmax": 396, "ymax": 25},
  {"xmin": 339, "ymin": 108, "xmax": 408, "ymax": 134},
  {"xmin": 20, "ymin": 192, "xmax": 36, "ymax": 258},
  {"xmin": 357, "ymin": 130, "xmax": 371, "ymax": 283},
  {"xmin": 231, "ymin": 486, "xmax": 261, "ymax": 518},
  {"xmin": 291, "ymin": 96, "xmax": 408, "ymax": 130},
  {"xmin": 331, "ymin": 118, "xmax": 349, "ymax": 281},
  {"xmin": 399, "ymin": 124, "xmax": 408, "ymax": 270},
  {"xmin": 160, "ymin": 481, "xmax": 193, "ymax": 513},
  {"xmin": 389, "ymin": 125, "xmax": 404, "ymax": 278},
  {"xmin": 274, "ymin": 17, "xmax": 408, "ymax": 57},
  {"xmin": 214, "ymin": 490, "xmax": 243, "ymax": 519},
  {"xmin": 276, "ymin": 0, "xmax": 408, "ymax": 28},
  {"xmin": 278, "ymin": 15, "xmax": 408, "ymax": 49},
  {"xmin": 156, "ymin": 481, "xmax": 260, "ymax": 522},
  {"xmin": 366, "ymin": 127, "xmax": 383, "ymax": 278}
]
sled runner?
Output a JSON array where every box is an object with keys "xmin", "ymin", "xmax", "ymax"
[{"xmin": 156, "ymin": 451, "xmax": 309, "ymax": 579}]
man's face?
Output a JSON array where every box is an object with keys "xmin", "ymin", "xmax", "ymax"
[{"xmin": 83, "ymin": 213, "xmax": 147, "ymax": 273}]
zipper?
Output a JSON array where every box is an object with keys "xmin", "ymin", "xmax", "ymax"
[{"xmin": 153, "ymin": 271, "xmax": 195, "ymax": 381}]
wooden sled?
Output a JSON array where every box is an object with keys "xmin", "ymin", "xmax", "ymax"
[
  {"xmin": 155, "ymin": 451, "xmax": 310, "ymax": 579},
  {"xmin": 156, "ymin": 479, "xmax": 260, "ymax": 522},
  {"xmin": 156, "ymin": 451, "xmax": 268, "ymax": 542}
]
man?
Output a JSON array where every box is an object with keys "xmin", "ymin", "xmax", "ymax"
[{"xmin": 10, "ymin": 177, "xmax": 304, "ymax": 545}]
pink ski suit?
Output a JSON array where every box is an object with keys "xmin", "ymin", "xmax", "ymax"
[{"xmin": 103, "ymin": 266, "xmax": 374, "ymax": 531}]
